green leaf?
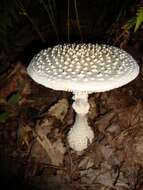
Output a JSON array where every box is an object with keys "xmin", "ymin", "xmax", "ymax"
[
  {"xmin": 0, "ymin": 112, "xmax": 9, "ymax": 123},
  {"xmin": 7, "ymin": 92, "xmax": 20, "ymax": 105},
  {"xmin": 134, "ymin": 6, "xmax": 143, "ymax": 32},
  {"xmin": 123, "ymin": 18, "xmax": 136, "ymax": 30}
]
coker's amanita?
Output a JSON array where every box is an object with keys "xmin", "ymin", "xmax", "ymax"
[{"xmin": 27, "ymin": 44, "xmax": 139, "ymax": 151}]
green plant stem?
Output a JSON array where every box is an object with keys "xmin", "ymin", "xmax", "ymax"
[
  {"xmin": 26, "ymin": 14, "xmax": 46, "ymax": 42},
  {"xmin": 67, "ymin": 0, "xmax": 70, "ymax": 42},
  {"xmin": 16, "ymin": 0, "xmax": 45, "ymax": 42},
  {"xmin": 48, "ymin": 0, "xmax": 56, "ymax": 24},
  {"xmin": 74, "ymin": 0, "xmax": 83, "ymax": 42},
  {"xmin": 40, "ymin": 0, "xmax": 59, "ymax": 40},
  {"xmin": 52, "ymin": 0, "xmax": 56, "ymax": 15}
]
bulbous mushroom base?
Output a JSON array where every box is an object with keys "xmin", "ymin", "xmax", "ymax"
[
  {"xmin": 67, "ymin": 92, "xmax": 94, "ymax": 151},
  {"xmin": 68, "ymin": 114, "xmax": 94, "ymax": 151}
]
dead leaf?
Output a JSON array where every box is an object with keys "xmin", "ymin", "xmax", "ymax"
[
  {"xmin": 88, "ymin": 96, "xmax": 98, "ymax": 120},
  {"xmin": 117, "ymin": 101, "xmax": 143, "ymax": 129},
  {"xmin": 48, "ymin": 98, "xmax": 69, "ymax": 121},
  {"xmin": 18, "ymin": 125, "xmax": 33, "ymax": 147},
  {"xmin": 79, "ymin": 156, "xmax": 94, "ymax": 169},
  {"xmin": 36, "ymin": 128, "xmax": 66, "ymax": 166},
  {"xmin": 96, "ymin": 111, "xmax": 115, "ymax": 133},
  {"xmin": 102, "ymin": 91, "xmax": 136, "ymax": 112}
]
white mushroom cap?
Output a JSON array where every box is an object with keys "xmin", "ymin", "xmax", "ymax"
[{"xmin": 27, "ymin": 44, "xmax": 139, "ymax": 92}]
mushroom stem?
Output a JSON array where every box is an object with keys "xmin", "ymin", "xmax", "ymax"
[{"xmin": 67, "ymin": 92, "xmax": 94, "ymax": 151}]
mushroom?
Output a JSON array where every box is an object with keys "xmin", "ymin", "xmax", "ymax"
[{"xmin": 27, "ymin": 43, "xmax": 139, "ymax": 152}]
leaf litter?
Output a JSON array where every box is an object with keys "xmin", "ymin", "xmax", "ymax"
[{"xmin": 1, "ymin": 60, "xmax": 143, "ymax": 190}]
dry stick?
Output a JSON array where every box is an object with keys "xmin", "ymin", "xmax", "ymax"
[{"xmin": 74, "ymin": 0, "xmax": 83, "ymax": 42}]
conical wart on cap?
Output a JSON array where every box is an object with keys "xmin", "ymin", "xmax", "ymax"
[{"xmin": 27, "ymin": 44, "xmax": 139, "ymax": 92}]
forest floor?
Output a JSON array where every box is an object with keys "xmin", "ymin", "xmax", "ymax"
[{"xmin": 0, "ymin": 42, "xmax": 143, "ymax": 190}]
